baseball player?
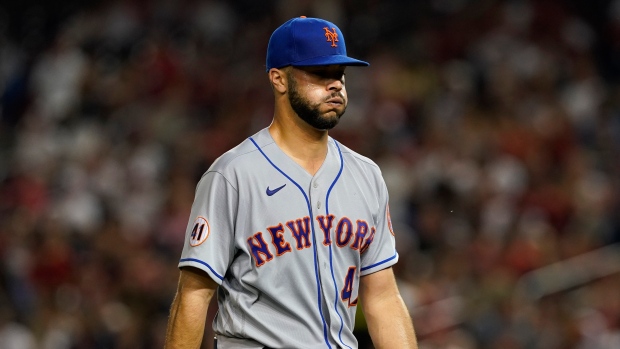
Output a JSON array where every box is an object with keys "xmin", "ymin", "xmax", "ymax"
[{"xmin": 165, "ymin": 16, "xmax": 418, "ymax": 349}]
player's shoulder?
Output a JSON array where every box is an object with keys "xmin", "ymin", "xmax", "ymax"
[
  {"xmin": 333, "ymin": 138, "xmax": 381, "ymax": 172},
  {"xmin": 332, "ymin": 138, "xmax": 388, "ymax": 196},
  {"xmin": 206, "ymin": 128, "xmax": 272, "ymax": 174}
]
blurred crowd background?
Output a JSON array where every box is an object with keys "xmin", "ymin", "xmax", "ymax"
[{"xmin": 1, "ymin": 0, "xmax": 620, "ymax": 348}]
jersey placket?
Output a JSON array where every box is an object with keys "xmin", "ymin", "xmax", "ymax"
[
  {"xmin": 309, "ymin": 144, "xmax": 353, "ymax": 349},
  {"xmin": 309, "ymin": 175, "xmax": 338, "ymax": 348}
]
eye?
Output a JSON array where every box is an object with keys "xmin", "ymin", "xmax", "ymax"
[
  {"xmin": 314, "ymin": 70, "xmax": 346, "ymax": 82},
  {"xmin": 298, "ymin": 66, "xmax": 346, "ymax": 83}
]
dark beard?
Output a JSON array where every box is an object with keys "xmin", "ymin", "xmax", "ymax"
[{"xmin": 287, "ymin": 73, "xmax": 345, "ymax": 130}]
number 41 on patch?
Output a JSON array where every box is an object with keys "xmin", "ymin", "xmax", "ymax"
[{"xmin": 190, "ymin": 216, "xmax": 210, "ymax": 246}]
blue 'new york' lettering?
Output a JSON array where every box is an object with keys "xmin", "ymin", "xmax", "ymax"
[
  {"xmin": 286, "ymin": 217, "xmax": 312, "ymax": 249},
  {"xmin": 247, "ymin": 232, "xmax": 273, "ymax": 267},
  {"xmin": 248, "ymin": 215, "xmax": 374, "ymax": 267}
]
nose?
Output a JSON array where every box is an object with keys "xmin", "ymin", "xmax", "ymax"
[{"xmin": 327, "ymin": 78, "xmax": 343, "ymax": 91}]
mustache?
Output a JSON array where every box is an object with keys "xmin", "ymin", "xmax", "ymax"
[{"xmin": 326, "ymin": 92, "xmax": 345, "ymax": 100}]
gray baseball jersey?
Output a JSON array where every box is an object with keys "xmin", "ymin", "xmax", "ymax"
[{"xmin": 179, "ymin": 127, "xmax": 398, "ymax": 349}]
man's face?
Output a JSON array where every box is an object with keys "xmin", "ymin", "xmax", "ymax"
[{"xmin": 286, "ymin": 65, "xmax": 348, "ymax": 130}]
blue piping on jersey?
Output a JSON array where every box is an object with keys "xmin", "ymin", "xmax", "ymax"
[
  {"xmin": 324, "ymin": 140, "xmax": 353, "ymax": 349},
  {"xmin": 360, "ymin": 253, "xmax": 399, "ymax": 272},
  {"xmin": 249, "ymin": 137, "xmax": 332, "ymax": 349},
  {"xmin": 179, "ymin": 258, "xmax": 224, "ymax": 280}
]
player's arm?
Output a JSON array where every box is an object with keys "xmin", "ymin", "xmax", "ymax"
[
  {"xmin": 359, "ymin": 267, "xmax": 418, "ymax": 349},
  {"xmin": 165, "ymin": 266, "xmax": 218, "ymax": 349}
]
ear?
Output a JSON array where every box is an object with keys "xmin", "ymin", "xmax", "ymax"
[{"xmin": 268, "ymin": 68, "xmax": 288, "ymax": 94}]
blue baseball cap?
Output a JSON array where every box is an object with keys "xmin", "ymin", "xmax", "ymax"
[{"xmin": 266, "ymin": 16, "xmax": 369, "ymax": 72}]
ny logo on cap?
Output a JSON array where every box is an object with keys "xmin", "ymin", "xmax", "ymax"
[{"xmin": 323, "ymin": 27, "xmax": 338, "ymax": 47}]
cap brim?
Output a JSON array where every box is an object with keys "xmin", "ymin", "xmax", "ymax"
[{"xmin": 290, "ymin": 55, "xmax": 369, "ymax": 67}]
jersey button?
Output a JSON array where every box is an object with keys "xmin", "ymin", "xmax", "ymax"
[
  {"xmin": 313, "ymin": 181, "xmax": 318, "ymax": 188},
  {"xmin": 317, "ymin": 201, "xmax": 322, "ymax": 209}
]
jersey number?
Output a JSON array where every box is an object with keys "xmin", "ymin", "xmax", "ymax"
[
  {"xmin": 192, "ymin": 224, "xmax": 205, "ymax": 240},
  {"xmin": 341, "ymin": 266, "xmax": 358, "ymax": 307},
  {"xmin": 189, "ymin": 217, "xmax": 210, "ymax": 246}
]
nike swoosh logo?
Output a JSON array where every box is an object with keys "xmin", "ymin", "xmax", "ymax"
[{"xmin": 266, "ymin": 184, "xmax": 286, "ymax": 196}]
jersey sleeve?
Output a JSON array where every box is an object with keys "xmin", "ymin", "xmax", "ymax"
[
  {"xmin": 178, "ymin": 171, "xmax": 238, "ymax": 285},
  {"xmin": 360, "ymin": 177, "xmax": 399, "ymax": 276}
]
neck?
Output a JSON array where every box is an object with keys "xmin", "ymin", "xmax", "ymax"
[{"xmin": 269, "ymin": 108, "xmax": 329, "ymax": 176}]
